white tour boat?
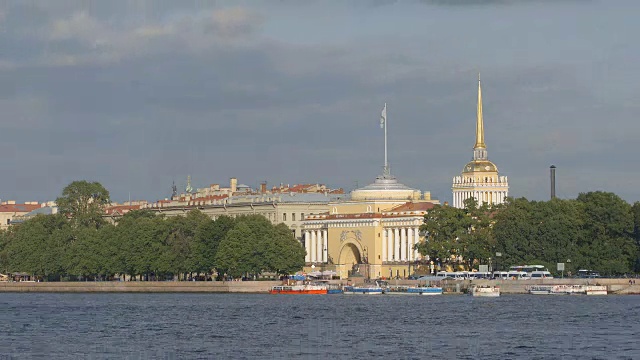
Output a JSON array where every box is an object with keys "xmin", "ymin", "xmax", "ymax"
[
  {"xmin": 385, "ymin": 285, "xmax": 443, "ymax": 296},
  {"xmin": 585, "ymin": 285, "xmax": 607, "ymax": 295},
  {"xmin": 470, "ymin": 285, "xmax": 500, "ymax": 297},
  {"xmin": 343, "ymin": 284, "xmax": 384, "ymax": 295},
  {"xmin": 528, "ymin": 284, "xmax": 607, "ymax": 295}
]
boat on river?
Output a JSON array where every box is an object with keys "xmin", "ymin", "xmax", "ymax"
[
  {"xmin": 470, "ymin": 285, "xmax": 500, "ymax": 297},
  {"xmin": 343, "ymin": 284, "xmax": 383, "ymax": 295},
  {"xmin": 385, "ymin": 285, "xmax": 443, "ymax": 295},
  {"xmin": 325, "ymin": 283, "xmax": 343, "ymax": 294},
  {"xmin": 585, "ymin": 285, "xmax": 607, "ymax": 295},
  {"xmin": 527, "ymin": 285, "xmax": 607, "ymax": 295},
  {"xmin": 528, "ymin": 285, "xmax": 580, "ymax": 295},
  {"xmin": 269, "ymin": 284, "xmax": 328, "ymax": 295}
]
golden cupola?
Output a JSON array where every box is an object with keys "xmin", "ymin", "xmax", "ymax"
[
  {"xmin": 452, "ymin": 74, "xmax": 509, "ymax": 208},
  {"xmin": 462, "ymin": 73, "xmax": 498, "ymax": 174}
]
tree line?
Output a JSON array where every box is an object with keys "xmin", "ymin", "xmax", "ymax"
[
  {"xmin": 0, "ymin": 181, "xmax": 305, "ymax": 281},
  {"xmin": 418, "ymin": 191, "xmax": 640, "ymax": 276}
]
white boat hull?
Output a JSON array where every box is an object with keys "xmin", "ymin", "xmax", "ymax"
[
  {"xmin": 385, "ymin": 287, "xmax": 443, "ymax": 296},
  {"xmin": 471, "ymin": 286, "xmax": 500, "ymax": 297},
  {"xmin": 528, "ymin": 285, "xmax": 607, "ymax": 295},
  {"xmin": 343, "ymin": 286, "xmax": 383, "ymax": 295},
  {"xmin": 585, "ymin": 285, "xmax": 607, "ymax": 295}
]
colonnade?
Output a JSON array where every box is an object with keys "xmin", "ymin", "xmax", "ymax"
[
  {"xmin": 381, "ymin": 227, "xmax": 420, "ymax": 262},
  {"xmin": 304, "ymin": 229, "xmax": 328, "ymax": 263},
  {"xmin": 452, "ymin": 190, "xmax": 508, "ymax": 208}
]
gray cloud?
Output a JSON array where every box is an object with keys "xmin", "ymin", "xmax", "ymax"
[
  {"xmin": 0, "ymin": 1, "xmax": 638, "ymax": 204},
  {"xmin": 417, "ymin": 0, "xmax": 590, "ymax": 5}
]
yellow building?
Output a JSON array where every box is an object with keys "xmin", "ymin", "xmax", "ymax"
[
  {"xmin": 303, "ymin": 103, "xmax": 439, "ymax": 280},
  {"xmin": 452, "ymin": 75, "xmax": 509, "ymax": 208}
]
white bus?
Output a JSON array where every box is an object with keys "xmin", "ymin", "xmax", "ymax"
[{"xmin": 510, "ymin": 265, "xmax": 553, "ymax": 279}]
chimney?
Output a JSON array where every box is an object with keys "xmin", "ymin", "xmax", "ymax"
[
  {"xmin": 550, "ymin": 165, "xmax": 556, "ymax": 199},
  {"xmin": 230, "ymin": 177, "xmax": 237, "ymax": 193},
  {"xmin": 260, "ymin": 181, "xmax": 267, "ymax": 194}
]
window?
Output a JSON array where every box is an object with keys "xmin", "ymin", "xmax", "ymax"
[
  {"xmin": 283, "ymin": 213, "xmax": 287, "ymax": 221},
  {"xmin": 301, "ymin": 213, "xmax": 304, "ymax": 220},
  {"xmin": 292, "ymin": 213, "xmax": 296, "ymax": 221},
  {"xmin": 292, "ymin": 229, "xmax": 296, "ymax": 237}
]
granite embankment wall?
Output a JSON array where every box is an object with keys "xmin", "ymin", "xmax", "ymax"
[
  {"xmin": 426, "ymin": 278, "xmax": 640, "ymax": 294},
  {"xmin": 0, "ymin": 281, "xmax": 281, "ymax": 293},
  {"xmin": 2, "ymin": 278, "xmax": 640, "ymax": 294},
  {"xmin": 346, "ymin": 278, "xmax": 640, "ymax": 295}
]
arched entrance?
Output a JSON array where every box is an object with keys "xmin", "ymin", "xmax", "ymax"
[
  {"xmin": 339, "ymin": 243, "xmax": 362, "ymax": 267},
  {"xmin": 338, "ymin": 242, "xmax": 363, "ymax": 279}
]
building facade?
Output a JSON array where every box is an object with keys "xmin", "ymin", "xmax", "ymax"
[
  {"xmin": 127, "ymin": 192, "xmax": 344, "ymax": 240},
  {"xmin": 452, "ymin": 75, "xmax": 509, "ymax": 208},
  {"xmin": 301, "ymin": 102, "xmax": 441, "ymax": 280},
  {"xmin": 303, "ymin": 197, "xmax": 435, "ymax": 280},
  {"xmin": 0, "ymin": 201, "xmax": 44, "ymax": 229}
]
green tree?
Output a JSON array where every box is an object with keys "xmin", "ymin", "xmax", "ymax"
[
  {"xmin": 193, "ymin": 215, "xmax": 234, "ymax": 274},
  {"xmin": 65, "ymin": 226, "xmax": 102, "ymax": 279},
  {"xmin": 56, "ymin": 180, "xmax": 111, "ymax": 229},
  {"xmin": 215, "ymin": 222, "xmax": 255, "ymax": 278},
  {"xmin": 4, "ymin": 214, "xmax": 71, "ymax": 280},
  {"xmin": 264, "ymin": 223, "xmax": 306, "ymax": 275},
  {"xmin": 576, "ymin": 191, "xmax": 635, "ymax": 275},
  {"xmin": 632, "ymin": 202, "xmax": 640, "ymax": 271},
  {"xmin": 493, "ymin": 197, "xmax": 535, "ymax": 267},
  {"xmin": 458, "ymin": 198, "xmax": 496, "ymax": 269},
  {"xmin": 418, "ymin": 204, "xmax": 473, "ymax": 270}
]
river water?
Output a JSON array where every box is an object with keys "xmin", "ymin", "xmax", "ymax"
[{"xmin": 1, "ymin": 293, "xmax": 639, "ymax": 359}]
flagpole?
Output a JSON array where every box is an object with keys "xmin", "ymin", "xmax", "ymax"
[{"xmin": 384, "ymin": 103, "xmax": 388, "ymax": 176}]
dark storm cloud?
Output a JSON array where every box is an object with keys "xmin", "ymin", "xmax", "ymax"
[{"xmin": 0, "ymin": 1, "xmax": 638, "ymax": 204}]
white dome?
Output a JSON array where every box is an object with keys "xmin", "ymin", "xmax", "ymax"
[{"xmin": 350, "ymin": 175, "xmax": 421, "ymax": 201}]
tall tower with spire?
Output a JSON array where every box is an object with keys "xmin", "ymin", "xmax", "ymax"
[{"xmin": 451, "ymin": 75, "xmax": 509, "ymax": 208}]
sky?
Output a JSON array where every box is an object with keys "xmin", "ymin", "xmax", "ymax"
[{"xmin": 1, "ymin": 0, "xmax": 640, "ymax": 204}]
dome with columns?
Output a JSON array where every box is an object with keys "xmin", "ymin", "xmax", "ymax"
[
  {"xmin": 351, "ymin": 175, "xmax": 421, "ymax": 201},
  {"xmin": 462, "ymin": 160, "xmax": 498, "ymax": 174},
  {"xmin": 452, "ymin": 75, "xmax": 508, "ymax": 209}
]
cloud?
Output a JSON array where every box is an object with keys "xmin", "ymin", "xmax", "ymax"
[
  {"xmin": 418, "ymin": 0, "xmax": 590, "ymax": 5},
  {"xmin": 0, "ymin": 4, "xmax": 263, "ymax": 68},
  {"xmin": 0, "ymin": 1, "xmax": 639, "ymax": 205}
]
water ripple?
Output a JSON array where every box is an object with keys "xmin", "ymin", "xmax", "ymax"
[{"xmin": 0, "ymin": 293, "xmax": 640, "ymax": 358}]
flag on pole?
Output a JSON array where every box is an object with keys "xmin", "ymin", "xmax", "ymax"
[{"xmin": 380, "ymin": 103, "xmax": 387, "ymax": 129}]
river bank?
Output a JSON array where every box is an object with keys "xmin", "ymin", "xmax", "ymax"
[
  {"xmin": 422, "ymin": 278, "xmax": 640, "ymax": 295},
  {"xmin": 0, "ymin": 281, "xmax": 281, "ymax": 293},
  {"xmin": 2, "ymin": 278, "xmax": 640, "ymax": 294}
]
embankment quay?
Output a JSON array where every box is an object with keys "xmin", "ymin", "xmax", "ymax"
[
  {"xmin": 0, "ymin": 281, "xmax": 282, "ymax": 293},
  {"xmin": 422, "ymin": 278, "xmax": 640, "ymax": 295},
  {"xmin": 1, "ymin": 278, "xmax": 639, "ymax": 294}
]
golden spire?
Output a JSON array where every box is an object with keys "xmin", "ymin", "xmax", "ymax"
[{"xmin": 475, "ymin": 73, "xmax": 486, "ymax": 149}]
